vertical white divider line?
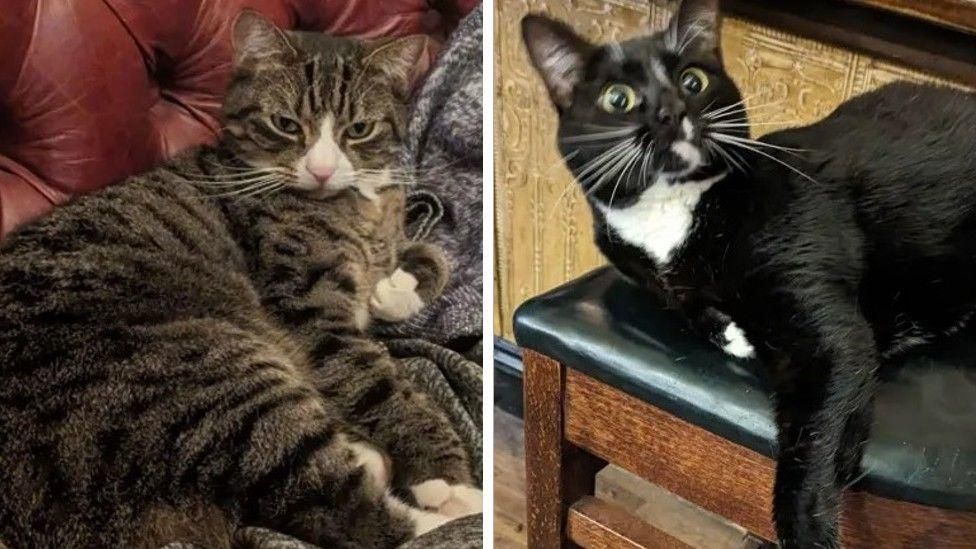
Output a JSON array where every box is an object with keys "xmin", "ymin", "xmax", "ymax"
[{"xmin": 481, "ymin": 1, "xmax": 496, "ymax": 546}]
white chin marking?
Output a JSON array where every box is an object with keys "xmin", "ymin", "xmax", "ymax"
[
  {"xmin": 670, "ymin": 140, "xmax": 702, "ymax": 171},
  {"xmin": 721, "ymin": 322, "xmax": 756, "ymax": 359},
  {"xmin": 681, "ymin": 117, "xmax": 695, "ymax": 140},
  {"xmin": 296, "ymin": 114, "xmax": 355, "ymax": 193}
]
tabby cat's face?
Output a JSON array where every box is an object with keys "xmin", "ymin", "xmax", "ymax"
[
  {"xmin": 221, "ymin": 11, "xmax": 424, "ymax": 199},
  {"xmin": 523, "ymin": 0, "xmax": 746, "ymax": 207}
]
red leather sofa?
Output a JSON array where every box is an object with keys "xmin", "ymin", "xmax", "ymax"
[{"xmin": 0, "ymin": 0, "xmax": 477, "ymax": 237}]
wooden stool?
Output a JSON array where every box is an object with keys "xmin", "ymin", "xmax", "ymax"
[{"xmin": 514, "ymin": 267, "xmax": 976, "ymax": 548}]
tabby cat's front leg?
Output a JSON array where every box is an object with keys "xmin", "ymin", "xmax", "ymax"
[
  {"xmin": 306, "ymin": 335, "xmax": 482, "ymax": 519},
  {"xmin": 370, "ymin": 242, "xmax": 449, "ymax": 322}
]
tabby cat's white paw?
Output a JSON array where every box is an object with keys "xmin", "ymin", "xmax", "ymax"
[
  {"xmin": 408, "ymin": 507, "xmax": 453, "ymax": 536},
  {"xmin": 346, "ymin": 438, "xmax": 390, "ymax": 492},
  {"xmin": 411, "ymin": 479, "xmax": 483, "ymax": 518},
  {"xmin": 385, "ymin": 494, "xmax": 453, "ymax": 537},
  {"xmin": 370, "ymin": 268, "xmax": 425, "ymax": 322}
]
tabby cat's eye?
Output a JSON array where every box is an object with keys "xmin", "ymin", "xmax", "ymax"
[
  {"xmin": 346, "ymin": 121, "xmax": 376, "ymax": 140},
  {"xmin": 679, "ymin": 67, "xmax": 709, "ymax": 95},
  {"xmin": 270, "ymin": 114, "xmax": 301, "ymax": 135},
  {"xmin": 598, "ymin": 83, "xmax": 638, "ymax": 114}
]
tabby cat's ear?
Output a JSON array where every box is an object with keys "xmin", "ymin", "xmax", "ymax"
[
  {"xmin": 232, "ymin": 9, "xmax": 297, "ymax": 68},
  {"xmin": 365, "ymin": 36, "xmax": 429, "ymax": 99},
  {"xmin": 521, "ymin": 15, "xmax": 592, "ymax": 110},
  {"xmin": 667, "ymin": 0, "xmax": 721, "ymax": 56}
]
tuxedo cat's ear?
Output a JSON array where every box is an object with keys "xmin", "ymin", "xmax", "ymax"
[
  {"xmin": 521, "ymin": 15, "xmax": 592, "ymax": 110},
  {"xmin": 365, "ymin": 36, "xmax": 430, "ymax": 99},
  {"xmin": 232, "ymin": 10, "xmax": 297, "ymax": 68},
  {"xmin": 667, "ymin": 0, "xmax": 721, "ymax": 56}
]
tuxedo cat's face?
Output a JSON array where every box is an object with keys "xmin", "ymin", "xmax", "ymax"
[
  {"xmin": 220, "ymin": 11, "xmax": 424, "ymax": 199},
  {"xmin": 522, "ymin": 0, "xmax": 746, "ymax": 207}
]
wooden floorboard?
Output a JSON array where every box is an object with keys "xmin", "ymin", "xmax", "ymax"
[{"xmin": 495, "ymin": 408, "xmax": 528, "ymax": 548}]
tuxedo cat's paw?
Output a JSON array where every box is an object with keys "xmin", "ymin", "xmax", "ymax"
[
  {"xmin": 411, "ymin": 479, "xmax": 483, "ymax": 518},
  {"xmin": 370, "ymin": 268, "xmax": 425, "ymax": 322},
  {"xmin": 721, "ymin": 321, "xmax": 755, "ymax": 359}
]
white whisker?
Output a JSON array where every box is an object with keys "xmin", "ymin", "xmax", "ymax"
[
  {"xmin": 586, "ymin": 142, "xmax": 640, "ymax": 196},
  {"xmin": 560, "ymin": 127, "xmax": 639, "ymax": 144},
  {"xmin": 575, "ymin": 140, "xmax": 633, "ymax": 183},
  {"xmin": 710, "ymin": 133, "xmax": 819, "ymax": 184},
  {"xmin": 709, "ymin": 132, "xmax": 808, "ymax": 154},
  {"xmin": 544, "ymin": 151, "xmax": 585, "ymax": 224},
  {"xmin": 703, "ymin": 98, "xmax": 784, "ymax": 121}
]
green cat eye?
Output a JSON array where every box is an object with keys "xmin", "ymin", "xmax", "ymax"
[
  {"xmin": 346, "ymin": 121, "xmax": 376, "ymax": 140},
  {"xmin": 270, "ymin": 114, "xmax": 301, "ymax": 135},
  {"xmin": 598, "ymin": 83, "xmax": 638, "ymax": 114},
  {"xmin": 679, "ymin": 67, "xmax": 709, "ymax": 95}
]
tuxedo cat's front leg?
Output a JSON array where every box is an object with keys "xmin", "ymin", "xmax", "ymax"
[
  {"xmin": 835, "ymin": 385, "xmax": 875, "ymax": 487},
  {"xmin": 370, "ymin": 242, "xmax": 449, "ymax": 322},
  {"xmin": 699, "ymin": 307, "xmax": 756, "ymax": 359},
  {"xmin": 769, "ymin": 298, "xmax": 879, "ymax": 549}
]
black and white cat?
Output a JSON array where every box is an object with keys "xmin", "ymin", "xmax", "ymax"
[{"xmin": 522, "ymin": 0, "xmax": 976, "ymax": 546}]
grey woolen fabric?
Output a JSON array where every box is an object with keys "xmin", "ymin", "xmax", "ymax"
[{"xmin": 376, "ymin": 5, "xmax": 483, "ymax": 347}]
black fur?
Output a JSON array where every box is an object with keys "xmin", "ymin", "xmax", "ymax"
[{"xmin": 523, "ymin": 1, "xmax": 976, "ymax": 546}]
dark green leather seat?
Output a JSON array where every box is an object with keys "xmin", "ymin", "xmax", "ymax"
[{"xmin": 514, "ymin": 266, "xmax": 976, "ymax": 511}]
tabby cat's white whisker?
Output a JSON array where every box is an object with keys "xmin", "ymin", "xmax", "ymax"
[
  {"xmin": 188, "ymin": 174, "xmax": 285, "ymax": 187},
  {"xmin": 236, "ymin": 181, "xmax": 283, "ymax": 199},
  {"xmin": 195, "ymin": 168, "xmax": 291, "ymax": 180},
  {"xmin": 198, "ymin": 155, "xmax": 280, "ymax": 173},
  {"xmin": 205, "ymin": 178, "xmax": 286, "ymax": 198}
]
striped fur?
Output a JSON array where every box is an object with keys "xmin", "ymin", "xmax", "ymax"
[{"xmin": 0, "ymin": 13, "xmax": 471, "ymax": 549}]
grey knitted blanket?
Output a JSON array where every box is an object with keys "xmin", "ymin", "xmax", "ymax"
[{"xmin": 377, "ymin": 5, "xmax": 484, "ymax": 350}]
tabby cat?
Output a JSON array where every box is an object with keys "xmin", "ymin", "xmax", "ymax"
[
  {"xmin": 523, "ymin": 0, "xmax": 976, "ymax": 546},
  {"xmin": 0, "ymin": 11, "xmax": 480, "ymax": 548}
]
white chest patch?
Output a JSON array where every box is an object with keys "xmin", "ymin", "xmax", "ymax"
[{"xmin": 598, "ymin": 172, "xmax": 726, "ymax": 265}]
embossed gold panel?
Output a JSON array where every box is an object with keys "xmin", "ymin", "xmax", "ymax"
[{"xmin": 494, "ymin": 0, "xmax": 963, "ymax": 339}]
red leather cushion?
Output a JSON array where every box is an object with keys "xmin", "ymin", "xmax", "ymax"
[{"xmin": 0, "ymin": 0, "xmax": 475, "ymax": 237}]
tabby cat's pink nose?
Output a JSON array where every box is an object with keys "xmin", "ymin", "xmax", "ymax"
[{"xmin": 306, "ymin": 162, "xmax": 335, "ymax": 183}]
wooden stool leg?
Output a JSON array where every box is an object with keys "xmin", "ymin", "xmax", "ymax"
[{"xmin": 523, "ymin": 351, "xmax": 606, "ymax": 548}]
